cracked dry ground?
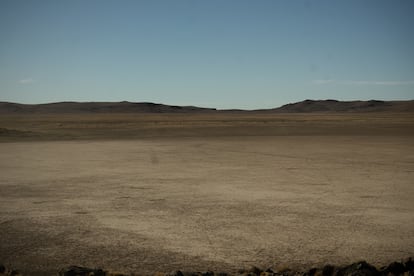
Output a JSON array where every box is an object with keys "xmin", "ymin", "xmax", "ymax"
[{"xmin": 1, "ymin": 136, "xmax": 413, "ymax": 275}]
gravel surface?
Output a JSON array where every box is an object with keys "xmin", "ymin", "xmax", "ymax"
[{"xmin": 1, "ymin": 135, "xmax": 413, "ymax": 275}]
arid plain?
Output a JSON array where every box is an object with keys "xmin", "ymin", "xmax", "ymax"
[{"xmin": 1, "ymin": 111, "xmax": 414, "ymax": 275}]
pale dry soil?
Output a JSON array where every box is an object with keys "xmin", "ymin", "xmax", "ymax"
[{"xmin": 0, "ymin": 136, "xmax": 413, "ymax": 275}]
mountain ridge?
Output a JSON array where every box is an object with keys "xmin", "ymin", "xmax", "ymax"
[{"xmin": 1, "ymin": 99, "xmax": 413, "ymax": 114}]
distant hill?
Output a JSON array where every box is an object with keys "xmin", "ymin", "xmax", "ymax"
[
  {"xmin": 273, "ymin": 99, "xmax": 414, "ymax": 113},
  {"xmin": 0, "ymin": 101, "xmax": 217, "ymax": 114},
  {"xmin": 0, "ymin": 100, "xmax": 413, "ymax": 114}
]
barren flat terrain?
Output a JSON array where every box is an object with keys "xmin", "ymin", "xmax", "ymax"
[{"xmin": 0, "ymin": 113, "xmax": 413, "ymax": 275}]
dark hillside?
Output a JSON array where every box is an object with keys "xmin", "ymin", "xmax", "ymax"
[{"xmin": 1, "ymin": 100, "xmax": 413, "ymax": 114}]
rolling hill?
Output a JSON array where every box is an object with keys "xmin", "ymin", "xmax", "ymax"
[
  {"xmin": 273, "ymin": 99, "xmax": 414, "ymax": 113},
  {"xmin": 0, "ymin": 99, "xmax": 413, "ymax": 114}
]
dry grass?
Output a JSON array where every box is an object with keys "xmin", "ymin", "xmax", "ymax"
[{"xmin": 1, "ymin": 112, "xmax": 413, "ymax": 141}]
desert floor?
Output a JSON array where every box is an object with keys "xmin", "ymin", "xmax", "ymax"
[{"xmin": 0, "ymin": 113, "xmax": 413, "ymax": 275}]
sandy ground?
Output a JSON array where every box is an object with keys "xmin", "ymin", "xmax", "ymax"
[{"xmin": 0, "ymin": 135, "xmax": 413, "ymax": 275}]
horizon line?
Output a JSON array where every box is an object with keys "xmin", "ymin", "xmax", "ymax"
[{"xmin": 1, "ymin": 98, "xmax": 414, "ymax": 111}]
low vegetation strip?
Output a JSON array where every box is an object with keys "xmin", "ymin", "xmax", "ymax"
[
  {"xmin": 1, "ymin": 258, "xmax": 413, "ymax": 276},
  {"xmin": 1, "ymin": 112, "xmax": 414, "ymax": 142}
]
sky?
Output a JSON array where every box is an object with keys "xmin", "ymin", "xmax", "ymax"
[{"xmin": 0, "ymin": 0, "xmax": 413, "ymax": 109}]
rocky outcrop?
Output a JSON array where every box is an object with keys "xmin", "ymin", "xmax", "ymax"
[{"xmin": 0, "ymin": 263, "xmax": 22, "ymax": 276}]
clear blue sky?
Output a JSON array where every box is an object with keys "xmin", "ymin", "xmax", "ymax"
[{"xmin": 1, "ymin": 0, "xmax": 413, "ymax": 109}]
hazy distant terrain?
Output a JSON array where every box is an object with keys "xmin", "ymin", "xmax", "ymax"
[
  {"xmin": 1, "ymin": 99, "xmax": 414, "ymax": 114},
  {"xmin": 0, "ymin": 100, "xmax": 413, "ymax": 275}
]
